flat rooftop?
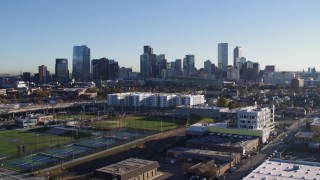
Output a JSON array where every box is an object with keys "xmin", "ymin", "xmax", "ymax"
[
  {"xmin": 96, "ymin": 158, "xmax": 159, "ymax": 176},
  {"xmin": 186, "ymin": 123, "xmax": 227, "ymax": 133},
  {"xmin": 177, "ymin": 105, "xmax": 224, "ymax": 110},
  {"xmin": 168, "ymin": 147, "xmax": 235, "ymax": 158},
  {"xmin": 238, "ymin": 105, "xmax": 269, "ymax": 113},
  {"xmin": 187, "ymin": 132, "xmax": 257, "ymax": 147},
  {"xmin": 243, "ymin": 159, "xmax": 320, "ymax": 180}
]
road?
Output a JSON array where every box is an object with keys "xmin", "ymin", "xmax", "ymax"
[
  {"xmin": 0, "ymin": 101, "xmax": 107, "ymax": 117},
  {"xmin": 226, "ymin": 118, "xmax": 306, "ymax": 180}
]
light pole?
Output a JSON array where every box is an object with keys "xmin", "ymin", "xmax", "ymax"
[
  {"xmin": 36, "ymin": 134, "xmax": 39, "ymax": 150},
  {"xmin": 1, "ymin": 163, "xmax": 3, "ymax": 180}
]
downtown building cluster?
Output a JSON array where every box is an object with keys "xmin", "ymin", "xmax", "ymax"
[
  {"xmin": 139, "ymin": 44, "xmax": 261, "ymax": 81},
  {"xmin": 107, "ymin": 92, "xmax": 205, "ymax": 108},
  {"xmin": 5, "ymin": 43, "xmax": 319, "ymax": 90},
  {"xmin": 18, "ymin": 43, "xmax": 262, "ymax": 86}
]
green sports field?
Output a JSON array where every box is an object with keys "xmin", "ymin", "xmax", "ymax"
[
  {"xmin": 90, "ymin": 116, "xmax": 215, "ymax": 131},
  {"xmin": 0, "ymin": 130, "xmax": 72, "ymax": 156}
]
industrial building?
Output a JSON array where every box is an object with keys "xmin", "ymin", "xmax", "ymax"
[
  {"xmin": 186, "ymin": 132, "xmax": 259, "ymax": 155},
  {"xmin": 243, "ymin": 159, "xmax": 320, "ymax": 180},
  {"xmin": 94, "ymin": 158, "xmax": 161, "ymax": 180},
  {"xmin": 14, "ymin": 114, "xmax": 39, "ymax": 128},
  {"xmin": 186, "ymin": 122, "xmax": 268, "ymax": 144},
  {"xmin": 167, "ymin": 147, "xmax": 240, "ymax": 164},
  {"xmin": 167, "ymin": 147, "xmax": 240, "ymax": 179},
  {"xmin": 15, "ymin": 114, "xmax": 55, "ymax": 127}
]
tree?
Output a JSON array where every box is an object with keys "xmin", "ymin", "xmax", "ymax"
[
  {"xmin": 85, "ymin": 87, "xmax": 99, "ymax": 93},
  {"xmin": 217, "ymin": 96, "xmax": 228, "ymax": 107},
  {"xmin": 33, "ymin": 90, "xmax": 51, "ymax": 98},
  {"xmin": 228, "ymin": 101, "xmax": 237, "ymax": 109}
]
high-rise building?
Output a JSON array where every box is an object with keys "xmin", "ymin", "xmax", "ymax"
[
  {"xmin": 119, "ymin": 67, "xmax": 133, "ymax": 79},
  {"xmin": 140, "ymin": 46, "xmax": 157, "ymax": 79},
  {"xmin": 72, "ymin": 45, "xmax": 90, "ymax": 81},
  {"xmin": 239, "ymin": 57, "xmax": 247, "ymax": 69},
  {"xmin": 183, "ymin": 54, "xmax": 195, "ymax": 77},
  {"xmin": 22, "ymin": 72, "xmax": 31, "ymax": 82},
  {"xmin": 156, "ymin": 54, "xmax": 167, "ymax": 78},
  {"xmin": 108, "ymin": 60, "xmax": 119, "ymax": 80},
  {"xmin": 38, "ymin": 65, "xmax": 48, "ymax": 83},
  {"xmin": 55, "ymin": 58, "xmax": 69, "ymax": 83},
  {"xmin": 218, "ymin": 43, "xmax": 228, "ymax": 77},
  {"xmin": 91, "ymin": 58, "xmax": 119, "ymax": 80},
  {"xmin": 204, "ymin": 60, "xmax": 212, "ymax": 74},
  {"xmin": 241, "ymin": 61, "xmax": 260, "ymax": 81},
  {"xmin": 143, "ymin": 46, "xmax": 153, "ymax": 54},
  {"xmin": 265, "ymin": 65, "xmax": 275, "ymax": 73},
  {"xmin": 233, "ymin": 46, "xmax": 242, "ymax": 69},
  {"xmin": 174, "ymin": 59, "xmax": 182, "ymax": 77}
]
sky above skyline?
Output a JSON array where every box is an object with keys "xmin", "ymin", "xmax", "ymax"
[{"xmin": 0, "ymin": 0, "xmax": 320, "ymax": 74}]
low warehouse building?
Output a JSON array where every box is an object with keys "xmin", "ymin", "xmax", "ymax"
[
  {"xmin": 167, "ymin": 147, "xmax": 240, "ymax": 165},
  {"xmin": 94, "ymin": 158, "xmax": 162, "ymax": 180},
  {"xmin": 186, "ymin": 133, "xmax": 259, "ymax": 155}
]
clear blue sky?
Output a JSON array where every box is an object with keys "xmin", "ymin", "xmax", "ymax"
[{"xmin": 0, "ymin": 0, "xmax": 319, "ymax": 74}]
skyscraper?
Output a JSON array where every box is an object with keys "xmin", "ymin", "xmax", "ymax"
[
  {"xmin": 140, "ymin": 46, "xmax": 157, "ymax": 79},
  {"xmin": 204, "ymin": 60, "xmax": 212, "ymax": 74},
  {"xmin": 233, "ymin": 46, "xmax": 242, "ymax": 69},
  {"xmin": 38, "ymin": 65, "xmax": 48, "ymax": 83},
  {"xmin": 174, "ymin": 59, "xmax": 182, "ymax": 76},
  {"xmin": 108, "ymin": 60, "xmax": 119, "ymax": 80},
  {"xmin": 156, "ymin": 54, "xmax": 167, "ymax": 78},
  {"xmin": 55, "ymin": 58, "xmax": 69, "ymax": 83},
  {"xmin": 183, "ymin": 54, "xmax": 195, "ymax": 77},
  {"xmin": 144, "ymin": 46, "xmax": 153, "ymax": 54},
  {"xmin": 91, "ymin": 58, "xmax": 119, "ymax": 80},
  {"xmin": 218, "ymin": 43, "xmax": 228, "ymax": 77},
  {"xmin": 72, "ymin": 45, "xmax": 90, "ymax": 81}
]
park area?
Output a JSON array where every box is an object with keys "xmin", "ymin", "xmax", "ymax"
[
  {"xmin": 3, "ymin": 130, "xmax": 150, "ymax": 172},
  {"xmin": 0, "ymin": 114, "xmax": 214, "ymax": 172}
]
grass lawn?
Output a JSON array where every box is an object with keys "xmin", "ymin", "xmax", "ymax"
[
  {"xmin": 123, "ymin": 116, "xmax": 183, "ymax": 131},
  {"xmin": 89, "ymin": 116, "xmax": 215, "ymax": 131},
  {"xmin": 29, "ymin": 127, "xmax": 92, "ymax": 139},
  {"xmin": 91, "ymin": 121, "xmax": 126, "ymax": 129},
  {"xmin": 189, "ymin": 116, "xmax": 215, "ymax": 124},
  {"xmin": 0, "ymin": 130, "xmax": 72, "ymax": 156}
]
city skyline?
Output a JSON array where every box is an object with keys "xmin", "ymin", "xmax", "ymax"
[{"xmin": 1, "ymin": 0, "xmax": 320, "ymax": 74}]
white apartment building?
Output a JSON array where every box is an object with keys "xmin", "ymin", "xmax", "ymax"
[
  {"xmin": 237, "ymin": 105, "xmax": 275, "ymax": 143},
  {"xmin": 107, "ymin": 92, "xmax": 205, "ymax": 108},
  {"xmin": 263, "ymin": 71, "xmax": 296, "ymax": 85}
]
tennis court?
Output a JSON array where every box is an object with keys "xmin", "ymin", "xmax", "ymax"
[
  {"xmin": 76, "ymin": 137, "xmax": 116, "ymax": 148},
  {"xmin": 5, "ymin": 153, "xmax": 60, "ymax": 172},
  {"xmin": 44, "ymin": 144, "xmax": 93, "ymax": 158},
  {"xmin": 107, "ymin": 130, "xmax": 149, "ymax": 139}
]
